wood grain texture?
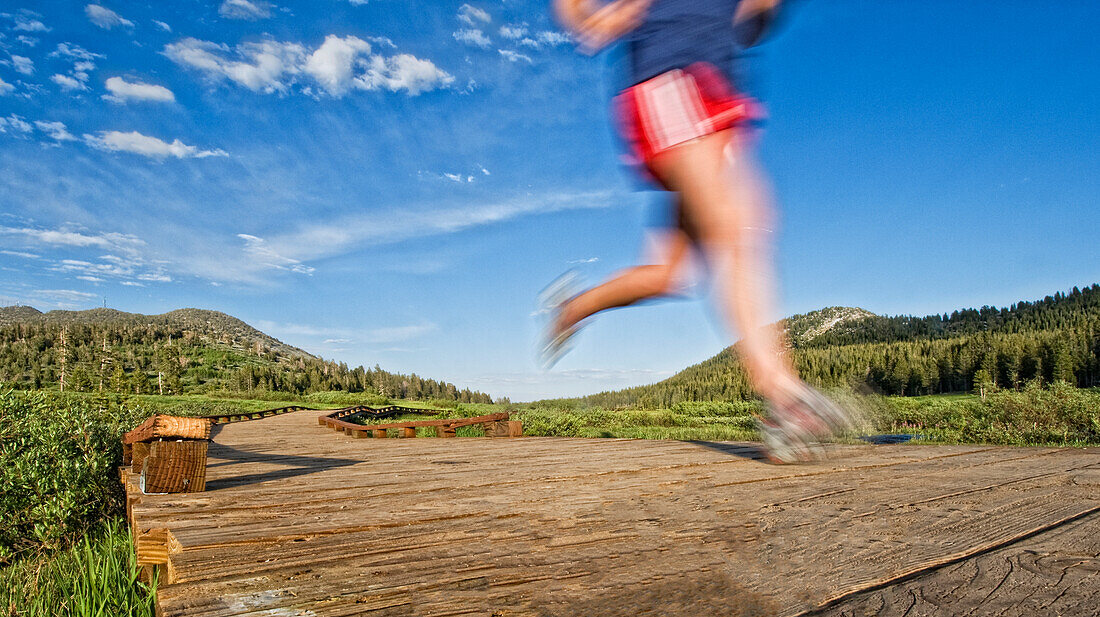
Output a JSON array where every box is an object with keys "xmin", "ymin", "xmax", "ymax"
[{"xmin": 126, "ymin": 410, "xmax": 1099, "ymax": 617}]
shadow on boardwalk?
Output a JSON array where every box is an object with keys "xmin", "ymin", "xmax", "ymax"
[{"xmin": 204, "ymin": 424, "xmax": 359, "ymax": 490}]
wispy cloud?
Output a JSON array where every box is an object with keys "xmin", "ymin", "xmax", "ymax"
[
  {"xmin": 0, "ymin": 225, "xmax": 145, "ymax": 254},
  {"xmin": 453, "ymin": 29, "xmax": 491, "ymax": 49},
  {"xmin": 153, "ymin": 20, "xmax": 171, "ymax": 32},
  {"xmin": 85, "ymin": 4, "xmax": 133, "ymax": 30},
  {"xmin": 51, "ymin": 73, "xmax": 88, "ymax": 92},
  {"xmin": 218, "ymin": 0, "xmax": 272, "ymax": 21},
  {"xmin": 457, "ymin": 4, "xmax": 490, "ymax": 26},
  {"xmin": 3, "ymin": 11, "xmax": 50, "ymax": 33},
  {"xmin": 103, "ymin": 76, "xmax": 175, "ymax": 103},
  {"xmin": 0, "ymin": 114, "xmax": 33, "ymax": 133},
  {"xmin": 0, "ymin": 78, "xmax": 13, "ymax": 96},
  {"xmin": 499, "ymin": 24, "xmax": 528, "ymax": 40},
  {"xmin": 83, "ymin": 130, "xmax": 227, "ymax": 159},
  {"xmin": 236, "ymin": 233, "xmax": 314, "ymax": 275},
  {"xmin": 165, "ymin": 36, "xmax": 453, "ymax": 97},
  {"xmin": 498, "ymin": 49, "xmax": 532, "ymax": 63},
  {"xmin": 0, "ymin": 250, "xmax": 39, "ymax": 259},
  {"xmin": 34, "ymin": 120, "xmax": 77, "ymax": 142},
  {"xmin": 253, "ymin": 320, "xmax": 437, "ymax": 345},
  {"xmin": 9, "ymin": 55, "xmax": 34, "ymax": 75}
]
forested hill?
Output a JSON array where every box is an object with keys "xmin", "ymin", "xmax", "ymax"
[
  {"xmin": 0, "ymin": 306, "xmax": 493, "ymax": 403},
  {"xmin": 552, "ymin": 284, "xmax": 1100, "ymax": 409},
  {"xmin": 792, "ymin": 285, "xmax": 1100, "ymax": 349},
  {"xmin": 0, "ymin": 307, "xmax": 315, "ymax": 360}
]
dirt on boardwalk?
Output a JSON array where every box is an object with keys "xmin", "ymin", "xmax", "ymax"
[{"xmin": 124, "ymin": 410, "xmax": 1100, "ymax": 617}]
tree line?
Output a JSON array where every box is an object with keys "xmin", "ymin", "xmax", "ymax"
[
  {"xmin": 0, "ymin": 322, "xmax": 492, "ymax": 403},
  {"xmin": 557, "ymin": 285, "xmax": 1100, "ymax": 408}
]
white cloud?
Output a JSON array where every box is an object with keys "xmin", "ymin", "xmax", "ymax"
[
  {"xmin": 50, "ymin": 43, "xmax": 103, "ymax": 62},
  {"xmin": 166, "ymin": 36, "xmax": 451, "ymax": 97},
  {"xmin": 498, "ymin": 49, "xmax": 532, "ymax": 63},
  {"xmin": 357, "ymin": 53, "xmax": 453, "ymax": 95},
  {"xmin": 520, "ymin": 31, "xmax": 572, "ymax": 48},
  {"xmin": 246, "ymin": 190, "xmax": 618, "ymax": 268},
  {"xmin": 442, "ymin": 173, "xmax": 469, "ymax": 183},
  {"xmin": 164, "ymin": 38, "xmax": 305, "ymax": 93},
  {"xmin": 0, "ymin": 78, "xmax": 13, "ymax": 96},
  {"xmin": 344, "ymin": 0, "xmax": 369, "ymax": 5},
  {"xmin": 366, "ymin": 36, "xmax": 396, "ymax": 49},
  {"xmin": 5, "ymin": 13, "xmax": 49, "ymax": 33},
  {"xmin": 0, "ymin": 226, "xmax": 145, "ymax": 254},
  {"xmin": 103, "ymin": 76, "xmax": 175, "ymax": 103},
  {"xmin": 453, "ymin": 29, "xmax": 491, "ymax": 49},
  {"xmin": 34, "ymin": 120, "xmax": 77, "ymax": 141},
  {"xmin": 85, "ymin": 5, "xmax": 133, "ymax": 29},
  {"xmin": 499, "ymin": 24, "xmax": 528, "ymax": 39},
  {"xmin": 303, "ymin": 34, "xmax": 371, "ymax": 95},
  {"xmin": 10, "ymin": 55, "xmax": 34, "ymax": 75},
  {"xmin": 153, "ymin": 20, "xmax": 171, "ymax": 32},
  {"xmin": 457, "ymin": 4, "xmax": 490, "ymax": 26},
  {"xmin": 0, "ymin": 114, "xmax": 32, "ymax": 133},
  {"xmin": 0, "ymin": 250, "xmax": 39, "ymax": 259},
  {"xmin": 537, "ymin": 31, "xmax": 571, "ymax": 46},
  {"xmin": 236, "ymin": 233, "xmax": 315, "ymax": 275},
  {"xmin": 83, "ymin": 130, "xmax": 228, "ymax": 159},
  {"xmin": 218, "ymin": 0, "xmax": 272, "ymax": 21},
  {"xmin": 16, "ymin": 35, "xmax": 38, "ymax": 46},
  {"xmin": 51, "ymin": 73, "xmax": 87, "ymax": 92},
  {"xmin": 254, "ymin": 320, "xmax": 436, "ymax": 345},
  {"xmin": 479, "ymin": 165, "xmax": 490, "ymax": 176}
]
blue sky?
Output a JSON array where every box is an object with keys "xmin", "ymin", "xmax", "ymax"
[{"xmin": 1, "ymin": 1, "xmax": 1097, "ymax": 401}]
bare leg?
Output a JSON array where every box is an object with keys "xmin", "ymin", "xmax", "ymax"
[
  {"xmin": 648, "ymin": 129, "xmax": 801, "ymax": 405},
  {"xmin": 556, "ymin": 223, "xmax": 692, "ymax": 334}
]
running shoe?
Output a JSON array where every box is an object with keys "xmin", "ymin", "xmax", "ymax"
[
  {"xmin": 759, "ymin": 384, "xmax": 851, "ymax": 464},
  {"xmin": 537, "ymin": 270, "xmax": 582, "ymax": 369}
]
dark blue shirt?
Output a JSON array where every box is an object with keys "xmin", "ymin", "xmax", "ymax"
[{"xmin": 626, "ymin": 0, "xmax": 745, "ymax": 88}]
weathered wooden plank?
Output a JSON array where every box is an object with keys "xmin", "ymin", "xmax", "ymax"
[{"xmin": 127, "ymin": 410, "xmax": 1099, "ymax": 617}]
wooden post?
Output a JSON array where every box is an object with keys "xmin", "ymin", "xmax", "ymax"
[
  {"xmin": 507, "ymin": 421, "xmax": 523, "ymax": 437},
  {"xmin": 403, "ymin": 427, "xmax": 417, "ymax": 438},
  {"xmin": 372, "ymin": 429, "xmax": 388, "ymax": 439},
  {"xmin": 439, "ymin": 426, "xmax": 457, "ymax": 438},
  {"xmin": 141, "ymin": 440, "xmax": 208, "ymax": 493},
  {"xmin": 131, "ymin": 442, "xmax": 151, "ymax": 470},
  {"xmin": 352, "ymin": 430, "xmax": 368, "ymax": 438}
]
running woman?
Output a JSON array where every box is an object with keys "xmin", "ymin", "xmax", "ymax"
[{"xmin": 543, "ymin": 0, "xmax": 851, "ymax": 463}]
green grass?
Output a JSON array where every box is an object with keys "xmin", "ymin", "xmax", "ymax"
[{"xmin": 0, "ymin": 519, "xmax": 155, "ymax": 617}]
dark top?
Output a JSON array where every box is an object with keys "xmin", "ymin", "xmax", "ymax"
[{"xmin": 626, "ymin": 0, "xmax": 744, "ymax": 87}]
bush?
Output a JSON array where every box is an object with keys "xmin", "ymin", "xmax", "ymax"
[{"xmin": 0, "ymin": 390, "xmax": 147, "ymax": 563}]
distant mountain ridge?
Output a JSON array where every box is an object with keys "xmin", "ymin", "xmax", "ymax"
[{"xmin": 0, "ymin": 306, "xmax": 316, "ymax": 361}]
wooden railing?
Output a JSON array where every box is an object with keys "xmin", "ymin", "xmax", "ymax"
[{"xmin": 320, "ymin": 410, "xmax": 522, "ymax": 438}]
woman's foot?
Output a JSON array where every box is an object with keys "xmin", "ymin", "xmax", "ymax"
[{"xmin": 538, "ymin": 270, "xmax": 582, "ymax": 368}]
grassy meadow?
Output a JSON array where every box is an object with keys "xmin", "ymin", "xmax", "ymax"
[{"xmin": 1, "ymin": 382, "xmax": 1098, "ymax": 614}]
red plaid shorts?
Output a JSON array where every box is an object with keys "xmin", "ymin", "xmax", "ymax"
[{"xmin": 614, "ymin": 62, "xmax": 761, "ymax": 178}]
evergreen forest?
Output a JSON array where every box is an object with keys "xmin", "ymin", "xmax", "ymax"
[{"xmin": 563, "ymin": 284, "xmax": 1100, "ymax": 409}]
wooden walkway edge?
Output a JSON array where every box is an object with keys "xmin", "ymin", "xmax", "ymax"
[{"xmin": 124, "ymin": 409, "xmax": 1100, "ymax": 616}]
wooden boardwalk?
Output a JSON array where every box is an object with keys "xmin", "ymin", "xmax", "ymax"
[{"xmin": 124, "ymin": 410, "xmax": 1100, "ymax": 617}]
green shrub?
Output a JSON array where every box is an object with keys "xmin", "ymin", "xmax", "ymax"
[{"xmin": 0, "ymin": 390, "xmax": 148, "ymax": 563}]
